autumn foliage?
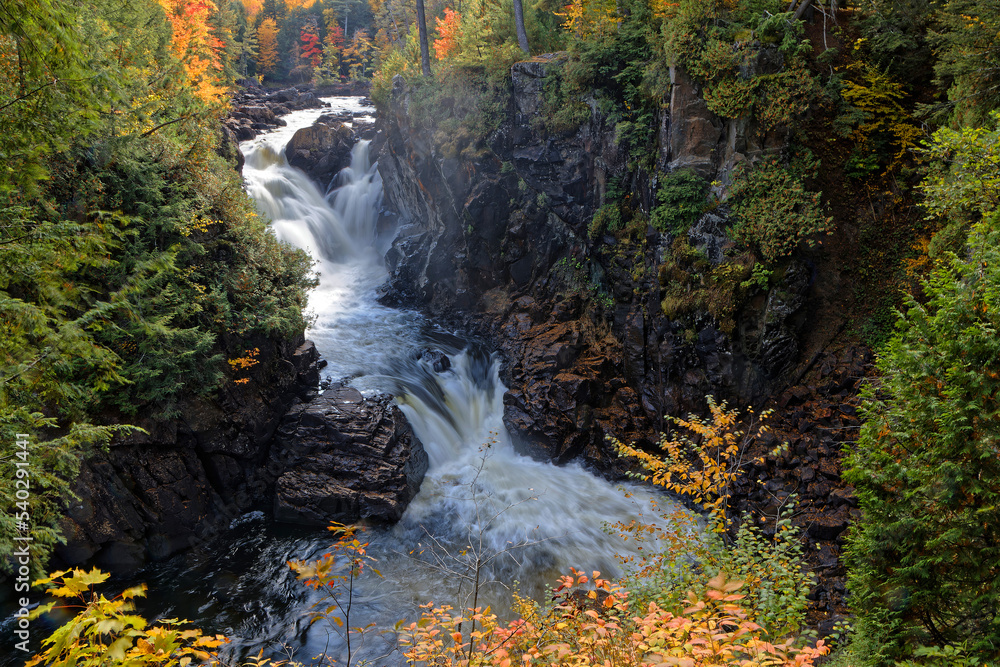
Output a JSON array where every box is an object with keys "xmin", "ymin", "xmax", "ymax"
[
  {"xmin": 301, "ymin": 21, "xmax": 322, "ymax": 67},
  {"xmin": 433, "ymin": 8, "xmax": 462, "ymax": 60},
  {"xmin": 558, "ymin": 0, "xmax": 619, "ymax": 39},
  {"xmin": 26, "ymin": 568, "xmax": 228, "ymax": 666},
  {"xmin": 157, "ymin": 0, "xmax": 225, "ymax": 102},
  {"xmin": 400, "ymin": 570, "xmax": 828, "ymax": 666},
  {"xmin": 256, "ymin": 16, "xmax": 280, "ymax": 73},
  {"xmin": 612, "ymin": 397, "xmax": 769, "ymax": 529}
]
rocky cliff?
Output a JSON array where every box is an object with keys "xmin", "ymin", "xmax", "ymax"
[
  {"xmin": 57, "ymin": 337, "xmax": 322, "ymax": 571},
  {"xmin": 58, "ymin": 335, "xmax": 427, "ymax": 572},
  {"xmin": 375, "ymin": 57, "xmax": 816, "ymax": 469},
  {"xmin": 373, "ymin": 56, "xmax": 858, "ymax": 627}
]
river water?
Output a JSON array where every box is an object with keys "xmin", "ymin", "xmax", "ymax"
[{"xmin": 2, "ymin": 98, "xmax": 676, "ymax": 666}]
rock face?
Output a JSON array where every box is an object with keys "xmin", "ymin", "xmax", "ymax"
[
  {"xmin": 375, "ymin": 58, "xmax": 815, "ymax": 472},
  {"xmin": 285, "ymin": 120, "xmax": 357, "ymax": 193},
  {"xmin": 373, "ymin": 56, "xmax": 860, "ymax": 634},
  {"xmin": 57, "ymin": 338, "xmax": 430, "ymax": 572},
  {"xmin": 268, "ymin": 386, "xmax": 428, "ymax": 526},
  {"xmin": 725, "ymin": 344, "xmax": 869, "ymax": 625},
  {"xmin": 57, "ymin": 339, "xmax": 323, "ymax": 572}
]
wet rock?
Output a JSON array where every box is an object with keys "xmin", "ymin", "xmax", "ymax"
[
  {"xmin": 292, "ymin": 340, "xmax": 323, "ymax": 389},
  {"xmin": 269, "ymin": 387, "xmax": 428, "ymax": 526},
  {"xmin": 224, "ymin": 83, "xmax": 342, "ymax": 143},
  {"xmin": 687, "ymin": 210, "xmax": 730, "ymax": 265},
  {"xmin": 217, "ymin": 124, "xmax": 245, "ymax": 173},
  {"xmin": 55, "ymin": 336, "xmax": 321, "ymax": 570},
  {"xmin": 285, "ymin": 120, "xmax": 356, "ymax": 193}
]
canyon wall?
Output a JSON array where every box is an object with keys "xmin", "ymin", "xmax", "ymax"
[{"xmin": 375, "ymin": 58, "xmax": 816, "ymax": 470}]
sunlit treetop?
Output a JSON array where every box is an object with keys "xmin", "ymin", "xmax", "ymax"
[{"xmin": 239, "ymin": 0, "xmax": 319, "ymax": 17}]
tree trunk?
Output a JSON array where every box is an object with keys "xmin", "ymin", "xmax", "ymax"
[
  {"xmin": 416, "ymin": 0, "xmax": 431, "ymax": 76},
  {"xmin": 792, "ymin": 0, "xmax": 814, "ymax": 21},
  {"xmin": 513, "ymin": 0, "xmax": 529, "ymax": 54}
]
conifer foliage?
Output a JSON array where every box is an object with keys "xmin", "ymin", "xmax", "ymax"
[
  {"xmin": 845, "ymin": 120, "xmax": 1000, "ymax": 663},
  {"xmin": 1, "ymin": 0, "xmax": 314, "ymax": 571}
]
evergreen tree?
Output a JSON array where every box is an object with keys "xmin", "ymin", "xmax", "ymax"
[
  {"xmin": 845, "ymin": 119, "xmax": 1000, "ymax": 664},
  {"xmin": 0, "ymin": 0, "xmax": 97, "ymax": 194},
  {"xmin": 2, "ymin": 0, "xmax": 314, "ymax": 573}
]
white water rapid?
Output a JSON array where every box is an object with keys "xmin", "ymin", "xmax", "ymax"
[{"xmin": 205, "ymin": 98, "xmax": 678, "ymax": 664}]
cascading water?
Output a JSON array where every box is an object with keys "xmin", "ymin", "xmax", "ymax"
[
  {"xmin": 238, "ymin": 101, "xmax": 676, "ymax": 598},
  {"xmin": 242, "ymin": 101, "xmax": 423, "ymax": 389}
]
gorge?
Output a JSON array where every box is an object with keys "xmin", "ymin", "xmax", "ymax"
[
  {"xmin": 6, "ymin": 0, "xmax": 1000, "ymax": 662},
  {"xmin": 6, "ymin": 97, "xmax": 688, "ymax": 665},
  {"xmin": 1, "ymin": 71, "xmax": 859, "ymax": 662}
]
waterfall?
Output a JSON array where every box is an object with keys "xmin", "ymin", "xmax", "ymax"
[
  {"xmin": 242, "ymin": 100, "xmax": 678, "ymax": 608},
  {"xmin": 242, "ymin": 119, "xmax": 422, "ymax": 389},
  {"xmin": 0, "ymin": 98, "xmax": 683, "ymax": 667},
  {"xmin": 386, "ymin": 348, "xmax": 675, "ymax": 606}
]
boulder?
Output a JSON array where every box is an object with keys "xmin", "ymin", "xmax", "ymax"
[
  {"xmin": 285, "ymin": 121, "xmax": 356, "ymax": 192},
  {"xmin": 238, "ymin": 105, "xmax": 277, "ymax": 125},
  {"xmin": 269, "ymin": 386, "xmax": 428, "ymax": 526}
]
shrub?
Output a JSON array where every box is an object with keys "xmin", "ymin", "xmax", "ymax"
[
  {"xmin": 610, "ymin": 398, "xmax": 815, "ymax": 638},
  {"xmin": 400, "ymin": 571, "xmax": 828, "ymax": 666},
  {"xmin": 728, "ymin": 159, "xmax": 833, "ymax": 263},
  {"xmin": 26, "ymin": 568, "xmax": 228, "ymax": 666},
  {"xmin": 650, "ymin": 169, "xmax": 709, "ymax": 235},
  {"xmin": 588, "ymin": 203, "xmax": 623, "ymax": 239},
  {"xmin": 535, "ymin": 58, "xmax": 593, "ymax": 135},
  {"xmin": 662, "ymin": 0, "xmax": 821, "ymax": 129}
]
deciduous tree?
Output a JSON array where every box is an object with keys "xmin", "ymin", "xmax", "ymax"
[
  {"xmin": 433, "ymin": 7, "xmax": 461, "ymax": 59},
  {"xmin": 300, "ymin": 16, "xmax": 322, "ymax": 67},
  {"xmin": 256, "ymin": 15, "xmax": 279, "ymax": 73},
  {"xmin": 156, "ymin": 0, "xmax": 227, "ymax": 102}
]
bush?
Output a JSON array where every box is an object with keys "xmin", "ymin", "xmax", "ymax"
[
  {"xmin": 535, "ymin": 58, "xmax": 593, "ymax": 135},
  {"xmin": 588, "ymin": 203, "xmax": 623, "ymax": 239},
  {"xmin": 401, "ymin": 572, "xmax": 828, "ymax": 666},
  {"xmin": 728, "ymin": 159, "xmax": 833, "ymax": 263},
  {"xmin": 650, "ymin": 169, "xmax": 709, "ymax": 235},
  {"xmin": 662, "ymin": 0, "xmax": 821, "ymax": 128},
  {"xmin": 26, "ymin": 568, "xmax": 228, "ymax": 667},
  {"xmin": 610, "ymin": 398, "xmax": 815, "ymax": 638}
]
